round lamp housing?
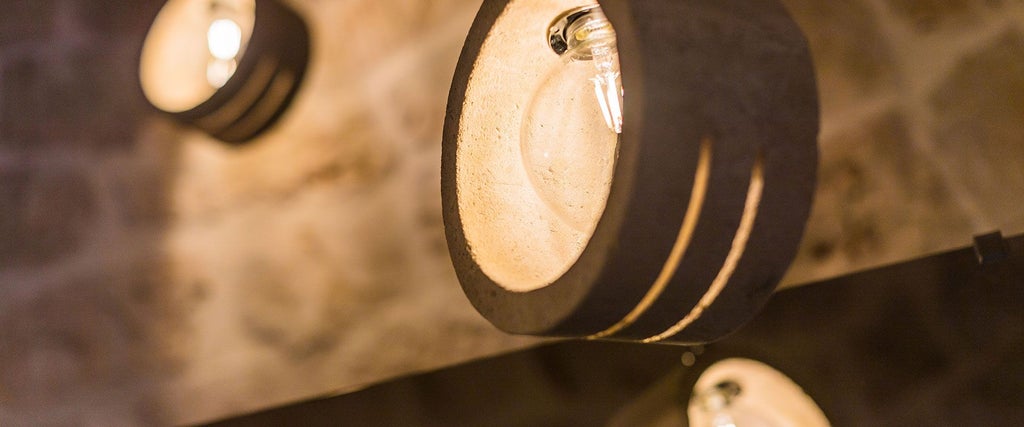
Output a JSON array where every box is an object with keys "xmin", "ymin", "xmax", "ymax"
[
  {"xmin": 140, "ymin": 0, "xmax": 309, "ymax": 143},
  {"xmin": 442, "ymin": 0, "xmax": 819, "ymax": 344}
]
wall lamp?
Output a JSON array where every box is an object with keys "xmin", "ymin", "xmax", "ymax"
[
  {"xmin": 139, "ymin": 0, "xmax": 309, "ymax": 143},
  {"xmin": 687, "ymin": 358, "xmax": 829, "ymax": 426},
  {"xmin": 442, "ymin": 0, "xmax": 819, "ymax": 344}
]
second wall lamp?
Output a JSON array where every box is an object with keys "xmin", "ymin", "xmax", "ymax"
[
  {"xmin": 442, "ymin": 0, "xmax": 820, "ymax": 344},
  {"xmin": 139, "ymin": 0, "xmax": 309, "ymax": 143}
]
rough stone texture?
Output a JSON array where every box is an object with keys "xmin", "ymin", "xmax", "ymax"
[
  {"xmin": 0, "ymin": 0, "xmax": 1022, "ymax": 425},
  {"xmin": 0, "ymin": 165, "xmax": 98, "ymax": 269},
  {"xmin": 0, "ymin": 270, "xmax": 164, "ymax": 426},
  {"xmin": 782, "ymin": 0, "xmax": 899, "ymax": 114},
  {"xmin": 792, "ymin": 113, "xmax": 974, "ymax": 283},
  {"xmin": 0, "ymin": 2, "xmax": 146, "ymax": 151},
  {"xmin": 780, "ymin": 0, "xmax": 1024, "ymax": 285},
  {"xmin": 885, "ymin": 0, "xmax": 1005, "ymax": 32},
  {"xmin": 930, "ymin": 30, "xmax": 1024, "ymax": 234},
  {"xmin": 0, "ymin": 1, "xmax": 56, "ymax": 44}
]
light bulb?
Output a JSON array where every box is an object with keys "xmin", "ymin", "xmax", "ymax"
[
  {"xmin": 687, "ymin": 360, "xmax": 831, "ymax": 427},
  {"xmin": 207, "ymin": 18, "xmax": 242, "ymax": 60},
  {"xmin": 693, "ymin": 381, "xmax": 784, "ymax": 427},
  {"xmin": 520, "ymin": 5, "xmax": 623, "ymax": 232},
  {"xmin": 205, "ymin": 1, "xmax": 251, "ymax": 88},
  {"xmin": 562, "ymin": 7, "xmax": 623, "ymax": 134}
]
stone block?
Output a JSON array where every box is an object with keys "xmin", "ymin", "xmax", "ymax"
[
  {"xmin": 930, "ymin": 30, "xmax": 1024, "ymax": 233},
  {"xmin": 782, "ymin": 0, "xmax": 898, "ymax": 114},
  {"xmin": 0, "ymin": 263, "xmax": 178, "ymax": 425},
  {"xmin": 0, "ymin": 166, "xmax": 98, "ymax": 269},
  {"xmin": 0, "ymin": 166, "xmax": 34, "ymax": 262},
  {"xmin": 76, "ymin": 0, "xmax": 166, "ymax": 38},
  {"xmin": 95, "ymin": 119, "xmax": 179, "ymax": 226},
  {"xmin": 884, "ymin": 0, "xmax": 1005, "ymax": 33},
  {"xmin": 787, "ymin": 112, "xmax": 976, "ymax": 284},
  {"xmin": 0, "ymin": 0, "xmax": 56, "ymax": 45},
  {"xmin": 0, "ymin": 44, "xmax": 147, "ymax": 151},
  {"xmin": 308, "ymin": 0, "xmax": 478, "ymax": 75}
]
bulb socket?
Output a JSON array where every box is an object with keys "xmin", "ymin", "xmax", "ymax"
[{"xmin": 548, "ymin": 5, "xmax": 612, "ymax": 59}]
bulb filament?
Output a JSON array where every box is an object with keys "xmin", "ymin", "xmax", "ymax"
[
  {"xmin": 206, "ymin": 2, "xmax": 245, "ymax": 88},
  {"xmin": 561, "ymin": 6, "xmax": 624, "ymax": 134},
  {"xmin": 590, "ymin": 46, "xmax": 623, "ymax": 134}
]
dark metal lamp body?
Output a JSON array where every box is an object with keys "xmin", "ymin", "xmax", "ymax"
[{"xmin": 442, "ymin": 0, "xmax": 820, "ymax": 344}]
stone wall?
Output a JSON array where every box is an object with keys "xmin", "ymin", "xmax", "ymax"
[
  {"xmin": 0, "ymin": 0, "xmax": 1021, "ymax": 425},
  {"xmin": 781, "ymin": 0, "xmax": 1024, "ymax": 285}
]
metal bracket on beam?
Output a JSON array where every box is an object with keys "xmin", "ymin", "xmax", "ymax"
[{"xmin": 973, "ymin": 231, "xmax": 1009, "ymax": 265}]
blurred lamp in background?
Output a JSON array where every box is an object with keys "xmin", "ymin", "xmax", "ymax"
[
  {"xmin": 442, "ymin": 0, "xmax": 819, "ymax": 344},
  {"xmin": 688, "ymin": 358, "xmax": 830, "ymax": 427},
  {"xmin": 139, "ymin": 0, "xmax": 309, "ymax": 143}
]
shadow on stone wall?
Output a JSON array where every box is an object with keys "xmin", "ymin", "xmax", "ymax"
[{"xmin": 0, "ymin": 0, "xmax": 183, "ymax": 424}]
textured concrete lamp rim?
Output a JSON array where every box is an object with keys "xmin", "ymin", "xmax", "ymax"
[
  {"xmin": 443, "ymin": 0, "xmax": 819, "ymax": 343},
  {"xmin": 139, "ymin": 0, "xmax": 310, "ymax": 143}
]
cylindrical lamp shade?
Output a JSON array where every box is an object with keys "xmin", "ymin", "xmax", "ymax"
[
  {"xmin": 686, "ymin": 358, "xmax": 831, "ymax": 426},
  {"xmin": 140, "ymin": 0, "xmax": 309, "ymax": 143},
  {"xmin": 442, "ymin": 0, "xmax": 819, "ymax": 344}
]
